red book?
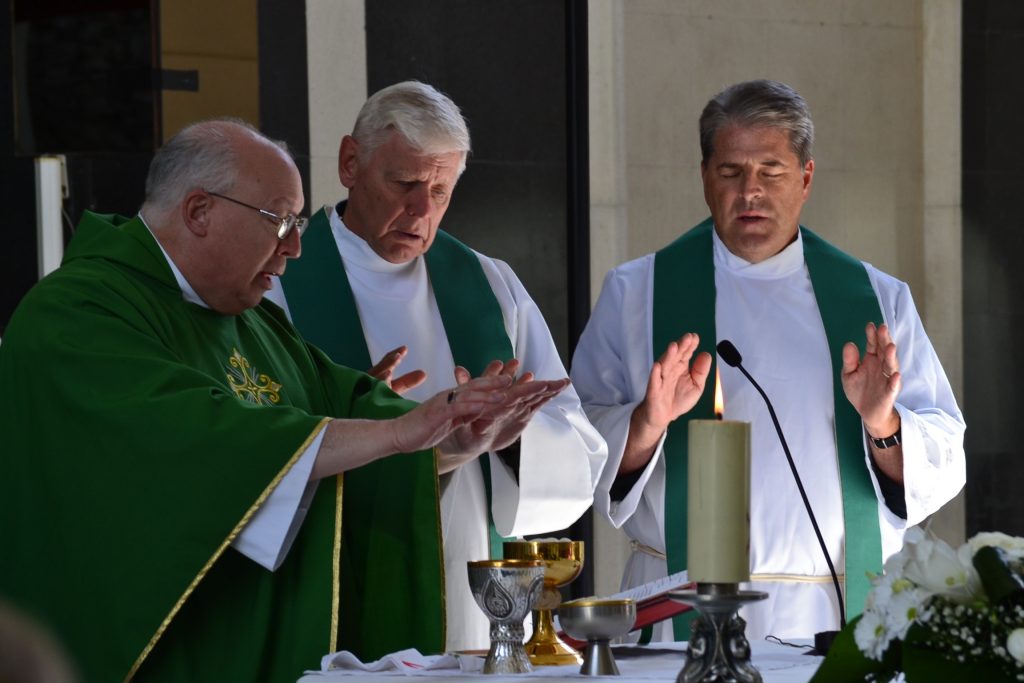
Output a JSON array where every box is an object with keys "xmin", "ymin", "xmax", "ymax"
[{"xmin": 558, "ymin": 571, "xmax": 694, "ymax": 648}]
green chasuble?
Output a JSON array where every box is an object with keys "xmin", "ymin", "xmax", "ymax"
[
  {"xmin": 653, "ymin": 218, "xmax": 883, "ymax": 639},
  {"xmin": 281, "ymin": 206, "xmax": 515, "ymax": 563},
  {"xmin": 0, "ymin": 212, "xmax": 441, "ymax": 682}
]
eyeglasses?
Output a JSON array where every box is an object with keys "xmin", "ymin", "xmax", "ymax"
[{"xmin": 205, "ymin": 190, "xmax": 308, "ymax": 240}]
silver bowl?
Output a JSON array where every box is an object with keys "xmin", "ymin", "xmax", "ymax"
[{"xmin": 559, "ymin": 598, "xmax": 637, "ymax": 675}]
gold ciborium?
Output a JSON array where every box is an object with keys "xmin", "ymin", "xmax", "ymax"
[{"xmin": 503, "ymin": 539, "xmax": 584, "ymax": 666}]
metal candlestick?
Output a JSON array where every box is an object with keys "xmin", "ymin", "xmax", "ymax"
[{"xmin": 668, "ymin": 583, "xmax": 768, "ymax": 683}]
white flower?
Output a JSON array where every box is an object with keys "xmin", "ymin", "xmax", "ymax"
[
  {"xmin": 854, "ymin": 609, "xmax": 892, "ymax": 661},
  {"xmin": 968, "ymin": 531, "xmax": 1024, "ymax": 560},
  {"xmin": 866, "ymin": 570, "xmax": 897, "ymax": 612},
  {"xmin": 1008, "ymin": 628, "xmax": 1024, "ymax": 664},
  {"xmin": 884, "ymin": 586, "xmax": 932, "ymax": 639},
  {"xmin": 899, "ymin": 528, "xmax": 982, "ymax": 604}
]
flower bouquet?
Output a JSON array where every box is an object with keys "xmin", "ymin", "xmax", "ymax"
[{"xmin": 811, "ymin": 528, "xmax": 1024, "ymax": 682}]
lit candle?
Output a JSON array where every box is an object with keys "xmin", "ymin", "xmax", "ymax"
[{"xmin": 687, "ymin": 369, "xmax": 751, "ymax": 584}]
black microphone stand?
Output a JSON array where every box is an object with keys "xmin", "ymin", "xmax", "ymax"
[{"xmin": 716, "ymin": 340, "xmax": 846, "ymax": 655}]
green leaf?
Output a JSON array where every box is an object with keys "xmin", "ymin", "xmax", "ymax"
[
  {"xmin": 902, "ymin": 642, "xmax": 1013, "ymax": 683},
  {"xmin": 809, "ymin": 615, "xmax": 897, "ymax": 682},
  {"xmin": 973, "ymin": 546, "xmax": 1024, "ymax": 605}
]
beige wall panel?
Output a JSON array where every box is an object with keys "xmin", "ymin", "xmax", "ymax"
[
  {"xmin": 159, "ymin": 0, "xmax": 258, "ymax": 142},
  {"xmin": 160, "ymin": 55, "xmax": 260, "ymax": 139},
  {"xmin": 625, "ymin": 164, "xmax": 701, "ymax": 260},
  {"xmin": 306, "ymin": 0, "xmax": 367, "ymax": 209},
  {"xmin": 621, "ymin": 13, "xmax": 693, "ymax": 169},
  {"xmin": 628, "ymin": 0, "xmax": 842, "ymax": 24},
  {"xmin": 161, "ymin": 0, "xmax": 258, "ymax": 57},
  {"xmin": 841, "ymin": 0, "xmax": 920, "ymax": 27}
]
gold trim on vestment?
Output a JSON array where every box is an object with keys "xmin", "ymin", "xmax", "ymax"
[
  {"xmin": 629, "ymin": 539, "xmax": 667, "ymax": 560},
  {"xmin": 125, "ymin": 417, "xmax": 332, "ymax": 683},
  {"xmin": 332, "ymin": 470, "xmax": 343, "ymax": 651},
  {"xmin": 433, "ymin": 447, "xmax": 447, "ymax": 649},
  {"xmin": 749, "ymin": 573, "xmax": 846, "ymax": 584}
]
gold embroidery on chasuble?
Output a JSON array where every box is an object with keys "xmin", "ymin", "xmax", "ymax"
[{"xmin": 226, "ymin": 348, "xmax": 282, "ymax": 405}]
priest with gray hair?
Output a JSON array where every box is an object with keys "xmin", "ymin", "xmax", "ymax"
[
  {"xmin": 571, "ymin": 79, "xmax": 965, "ymax": 643},
  {"xmin": 0, "ymin": 117, "xmax": 572, "ymax": 681},
  {"xmin": 268, "ymin": 81, "xmax": 608, "ymax": 652}
]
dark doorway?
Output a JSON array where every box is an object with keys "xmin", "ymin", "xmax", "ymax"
[
  {"xmin": 962, "ymin": 0, "xmax": 1024, "ymax": 537},
  {"xmin": 364, "ymin": 0, "xmax": 593, "ymax": 594}
]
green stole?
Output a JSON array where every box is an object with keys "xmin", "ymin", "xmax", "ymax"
[
  {"xmin": 654, "ymin": 218, "xmax": 883, "ymax": 639},
  {"xmin": 281, "ymin": 206, "xmax": 514, "ymax": 575}
]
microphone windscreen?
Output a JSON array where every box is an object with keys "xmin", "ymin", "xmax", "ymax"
[{"xmin": 716, "ymin": 339, "xmax": 743, "ymax": 367}]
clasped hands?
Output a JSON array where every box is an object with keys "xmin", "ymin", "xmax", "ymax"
[{"xmin": 375, "ymin": 350, "xmax": 569, "ymax": 474}]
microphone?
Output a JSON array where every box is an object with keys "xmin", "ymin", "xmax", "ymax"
[{"xmin": 716, "ymin": 339, "xmax": 845, "ymax": 654}]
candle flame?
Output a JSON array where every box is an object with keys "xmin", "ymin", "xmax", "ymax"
[{"xmin": 714, "ymin": 366, "xmax": 724, "ymax": 418}]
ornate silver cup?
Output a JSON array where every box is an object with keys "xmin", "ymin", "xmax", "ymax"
[
  {"xmin": 559, "ymin": 598, "xmax": 637, "ymax": 675},
  {"xmin": 467, "ymin": 559, "xmax": 546, "ymax": 674}
]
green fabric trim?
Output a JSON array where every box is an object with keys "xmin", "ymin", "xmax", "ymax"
[
  {"xmin": 282, "ymin": 207, "xmax": 372, "ymax": 371},
  {"xmin": 424, "ymin": 230, "xmax": 515, "ymax": 559},
  {"xmin": 281, "ymin": 207, "xmax": 444, "ymax": 658},
  {"xmin": 653, "ymin": 219, "xmax": 883, "ymax": 637},
  {"xmin": 653, "ymin": 218, "xmax": 718, "ymax": 640},
  {"xmin": 801, "ymin": 227, "xmax": 884, "ymax": 618}
]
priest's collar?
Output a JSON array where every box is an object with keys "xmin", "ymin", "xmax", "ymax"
[
  {"xmin": 712, "ymin": 224, "xmax": 805, "ymax": 279},
  {"xmin": 137, "ymin": 212, "xmax": 212, "ymax": 309},
  {"xmin": 329, "ymin": 201, "xmax": 419, "ymax": 275}
]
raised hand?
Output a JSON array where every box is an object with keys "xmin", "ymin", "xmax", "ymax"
[
  {"xmin": 312, "ymin": 374, "xmax": 513, "ymax": 481},
  {"xmin": 621, "ymin": 333, "xmax": 712, "ymax": 474},
  {"xmin": 841, "ymin": 322, "xmax": 901, "ymax": 438},
  {"xmin": 435, "ymin": 360, "xmax": 570, "ymax": 472},
  {"xmin": 367, "ymin": 345, "xmax": 428, "ymax": 394},
  {"xmin": 388, "ymin": 375, "xmax": 514, "ymax": 456}
]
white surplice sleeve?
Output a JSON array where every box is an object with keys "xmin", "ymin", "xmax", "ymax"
[
  {"xmin": 569, "ymin": 255, "xmax": 668, "ymax": 540},
  {"xmin": 476, "ymin": 255, "xmax": 609, "ymax": 537},
  {"xmin": 865, "ymin": 265, "xmax": 966, "ymax": 534},
  {"xmin": 232, "ymin": 427, "xmax": 324, "ymax": 570}
]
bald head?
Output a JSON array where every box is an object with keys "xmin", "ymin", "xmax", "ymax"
[
  {"xmin": 142, "ymin": 119, "xmax": 295, "ymax": 222},
  {"xmin": 142, "ymin": 119, "xmax": 305, "ymax": 316}
]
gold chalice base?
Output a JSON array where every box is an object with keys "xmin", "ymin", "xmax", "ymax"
[{"xmin": 503, "ymin": 539, "xmax": 584, "ymax": 666}]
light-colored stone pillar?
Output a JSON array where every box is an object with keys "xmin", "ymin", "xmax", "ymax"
[
  {"xmin": 921, "ymin": 0, "xmax": 965, "ymax": 546},
  {"xmin": 588, "ymin": 0, "xmax": 634, "ymax": 599},
  {"xmin": 305, "ymin": 0, "xmax": 366, "ymax": 210}
]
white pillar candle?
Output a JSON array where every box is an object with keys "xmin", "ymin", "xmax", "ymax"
[{"xmin": 687, "ymin": 418, "xmax": 751, "ymax": 583}]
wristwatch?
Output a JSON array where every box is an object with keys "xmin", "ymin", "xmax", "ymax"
[{"xmin": 868, "ymin": 427, "xmax": 901, "ymax": 449}]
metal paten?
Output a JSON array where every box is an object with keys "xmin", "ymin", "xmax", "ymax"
[
  {"xmin": 503, "ymin": 539, "xmax": 585, "ymax": 666},
  {"xmin": 467, "ymin": 559, "xmax": 546, "ymax": 674},
  {"xmin": 559, "ymin": 598, "xmax": 637, "ymax": 675},
  {"xmin": 669, "ymin": 583, "xmax": 768, "ymax": 683}
]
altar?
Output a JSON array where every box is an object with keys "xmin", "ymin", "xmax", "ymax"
[{"xmin": 295, "ymin": 640, "xmax": 823, "ymax": 683}]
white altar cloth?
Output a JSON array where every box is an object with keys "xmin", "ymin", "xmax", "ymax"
[{"xmin": 297, "ymin": 641, "xmax": 823, "ymax": 683}]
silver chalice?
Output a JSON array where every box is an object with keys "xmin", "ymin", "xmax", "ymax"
[{"xmin": 467, "ymin": 559, "xmax": 546, "ymax": 674}]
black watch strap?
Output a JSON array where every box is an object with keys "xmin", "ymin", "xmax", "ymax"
[{"xmin": 869, "ymin": 427, "xmax": 902, "ymax": 449}]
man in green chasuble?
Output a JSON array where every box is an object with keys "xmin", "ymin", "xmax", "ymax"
[
  {"xmin": 0, "ymin": 119, "xmax": 569, "ymax": 683},
  {"xmin": 571, "ymin": 80, "xmax": 966, "ymax": 642}
]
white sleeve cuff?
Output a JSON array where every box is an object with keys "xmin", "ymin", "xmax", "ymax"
[{"xmin": 232, "ymin": 428, "xmax": 326, "ymax": 570}]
